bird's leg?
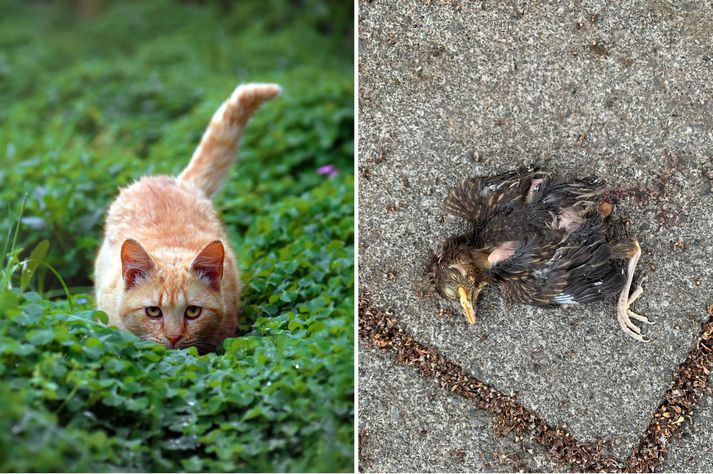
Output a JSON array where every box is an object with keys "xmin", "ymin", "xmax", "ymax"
[
  {"xmin": 627, "ymin": 284, "xmax": 644, "ymax": 306},
  {"xmin": 612, "ymin": 239, "xmax": 651, "ymax": 342},
  {"xmin": 626, "ymin": 275, "xmax": 649, "ymax": 315}
]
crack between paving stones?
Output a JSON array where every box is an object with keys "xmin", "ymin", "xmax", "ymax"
[
  {"xmin": 624, "ymin": 305, "xmax": 713, "ymax": 472},
  {"xmin": 358, "ymin": 297, "xmax": 713, "ymax": 473}
]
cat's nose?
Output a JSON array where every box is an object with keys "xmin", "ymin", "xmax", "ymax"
[{"xmin": 167, "ymin": 334, "xmax": 183, "ymax": 346}]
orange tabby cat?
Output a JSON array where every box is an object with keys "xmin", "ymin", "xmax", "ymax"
[{"xmin": 94, "ymin": 83, "xmax": 281, "ymax": 352}]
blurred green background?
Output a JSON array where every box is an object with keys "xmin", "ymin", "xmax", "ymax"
[{"xmin": 0, "ymin": 0, "xmax": 354, "ymax": 471}]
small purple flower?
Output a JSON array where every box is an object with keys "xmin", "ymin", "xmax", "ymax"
[{"xmin": 317, "ymin": 164, "xmax": 339, "ymax": 179}]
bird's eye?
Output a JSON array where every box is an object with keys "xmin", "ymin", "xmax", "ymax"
[
  {"xmin": 185, "ymin": 305, "xmax": 202, "ymax": 319},
  {"xmin": 145, "ymin": 306, "xmax": 162, "ymax": 319},
  {"xmin": 443, "ymin": 287, "xmax": 457, "ymax": 299}
]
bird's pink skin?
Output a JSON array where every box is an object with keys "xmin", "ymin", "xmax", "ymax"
[
  {"xmin": 487, "ymin": 241, "xmax": 518, "ymax": 266},
  {"xmin": 526, "ymin": 178, "xmax": 542, "ymax": 202}
]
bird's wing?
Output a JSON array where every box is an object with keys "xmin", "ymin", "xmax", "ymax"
[
  {"xmin": 490, "ymin": 217, "xmax": 624, "ymax": 306},
  {"xmin": 443, "ymin": 166, "xmax": 546, "ymax": 222},
  {"xmin": 531, "ymin": 174, "xmax": 607, "ymax": 212}
]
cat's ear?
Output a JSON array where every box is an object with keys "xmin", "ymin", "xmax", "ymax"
[
  {"xmin": 191, "ymin": 240, "xmax": 224, "ymax": 291},
  {"xmin": 121, "ymin": 239, "xmax": 156, "ymax": 289}
]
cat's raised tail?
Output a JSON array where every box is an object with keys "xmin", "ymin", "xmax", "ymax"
[{"xmin": 178, "ymin": 83, "xmax": 281, "ymax": 198}]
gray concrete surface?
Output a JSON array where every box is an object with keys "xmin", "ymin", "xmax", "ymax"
[
  {"xmin": 359, "ymin": 347, "xmax": 566, "ymax": 473},
  {"xmin": 358, "ymin": 0, "xmax": 713, "ymax": 471}
]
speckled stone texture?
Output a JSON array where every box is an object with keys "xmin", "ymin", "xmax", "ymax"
[
  {"xmin": 359, "ymin": 347, "xmax": 567, "ymax": 473},
  {"xmin": 358, "ymin": 0, "xmax": 713, "ymax": 471}
]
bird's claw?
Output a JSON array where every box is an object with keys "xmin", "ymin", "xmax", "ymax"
[
  {"xmin": 617, "ymin": 291, "xmax": 652, "ymax": 341},
  {"xmin": 617, "ymin": 313, "xmax": 649, "ymax": 342},
  {"xmin": 628, "ymin": 309, "xmax": 654, "ymax": 325},
  {"xmin": 617, "ymin": 288, "xmax": 652, "ymax": 341},
  {"xmin": 615, "ymin": 239, "xmax": 651, "ymax": 342}
]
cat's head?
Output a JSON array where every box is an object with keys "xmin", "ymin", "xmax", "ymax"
[{"xmin": 118, "ymin": 238, "xmax": 226, "ymax": 353}]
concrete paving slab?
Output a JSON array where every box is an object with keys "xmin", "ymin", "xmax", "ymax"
[
  {"xmin": 359, "ymin": 347, "xmax": 566, "ymax": 473},
  {"xmin": 358, "ymin": 0, "xmax": 713, "ymax": 469}
]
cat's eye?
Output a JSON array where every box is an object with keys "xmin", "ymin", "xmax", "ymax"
[
  {"xmin": 185, "ymin": 305, "xmax": 202, "ymax": 319},
  {"xmin": 145, "ymin": 306, "xmax": 162, "ymax": 318}
]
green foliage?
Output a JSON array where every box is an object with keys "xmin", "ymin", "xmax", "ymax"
[
  {"xmin": 0, "ymin": 0, "xmax": 353, "ymax": 472},
  {"xmin": 0, "ymin": 0, "xmax": 353, "ymax": 288}
]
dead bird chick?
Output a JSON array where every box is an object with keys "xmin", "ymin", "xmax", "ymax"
[{"xmin": 429, "ymin": 167, "xmax": 652, "ymax": 342}]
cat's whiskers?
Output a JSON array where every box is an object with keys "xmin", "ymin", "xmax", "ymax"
[{"xmin": 140, "ymin": 334, "xmax": 164, "ymax": 345}]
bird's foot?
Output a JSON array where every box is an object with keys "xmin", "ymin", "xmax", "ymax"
[
  {"xmin": 625, "ymin": 280, "xmax": 654, "ymax": 325},
  {"xmin": 615, "ymin": 240, "xmax": 652, "ymax": 342},
  {"xmin": 617, "ymin": 301, "xmax": 649, "ymax": 342}
]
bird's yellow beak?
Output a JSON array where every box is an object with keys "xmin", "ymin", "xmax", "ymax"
[{"xmin": 458, "ymin": 286, "xmax": 476, "ymax": 325}]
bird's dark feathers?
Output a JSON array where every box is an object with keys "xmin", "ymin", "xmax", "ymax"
[
  {"xmin": 436, "ymin": 166, "xmax": 628, "ymax": 308},
  {"xmin": 491, "ymin": 216, "xmax": 625, "ymax": 305},
  {"xmin": 443, "ymin": 166, "xmax": 545, "ymax": 223}
]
